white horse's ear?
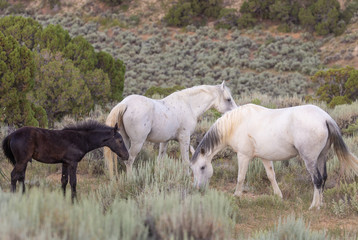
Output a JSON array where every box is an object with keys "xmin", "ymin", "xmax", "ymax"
[
  {"xmin": 220, "ymin": 81, "xmax": 225, "ymax": 90},
  {"xmin": 190, "ymin": 145, "xmax": 195, "ymax": 155}
]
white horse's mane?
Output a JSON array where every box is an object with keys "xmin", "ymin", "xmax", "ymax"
[
  {"xmin": 192, "ymin": 104, "xmax": 266, "ymax": 163},
  {"xmin": 169, "ymin": 85, "xmax": 217, "ymax": 98},
  {"xmin": 191, "ymin": 107, "xmax": 243, "ymax": 163}
]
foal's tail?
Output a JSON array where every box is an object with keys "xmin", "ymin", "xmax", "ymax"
[
  {"xmin": 104, "ymin": 103, "xmax": 128, "ymax": 179},
  {"xmin": 2, "ymin": 135, "xmax": 16, "ymax": 166},
  {"xmin": 326, "ymin": 120, "xmax": 358, "ymax": 177}
]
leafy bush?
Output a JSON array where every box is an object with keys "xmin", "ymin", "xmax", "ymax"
[
  {"xmin": 164, "ymin": 0, "xmax": 224, "ymax": 27},
  {"xmin": 0, "ymin": 31, "xmax": 38, "ymax": 127},
  {"xmin": 99, "ymin": 0, "xmax": 124, "ymax": 7},
  {"xmin": 309, "ymin": 66, "xmax": 358, "ymax": 108},
  {"xmin": 0, "ymin": 0, "xmax": 9, "ymax": 10},
  {"xmin": 239, "ymin": 0, "xmax": 349, "ymax": 36},
  {"xmin": 325, "ymin": 182, "xmax": 358, "ymax": 217},
  {"xmin": 237, "ymin": 13, "xmax": 257, "ymax": 29},
  {"xmin": 214, "ymin": 8, "xmax": 238, "ymax": 29},
  {"xmin": 0, "ymin": 16, "xmax": 125, "ymax": 127}
]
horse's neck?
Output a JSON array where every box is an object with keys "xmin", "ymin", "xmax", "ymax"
[
  {"xmin": 166, "ymin": 86, "xmax": 217, "ymax": 119},
  {"xmin": 81, "ymin": 131, "xmax": 108, "ymax": 151}
]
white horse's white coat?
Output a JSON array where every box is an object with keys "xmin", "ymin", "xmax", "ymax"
[
  {"xmin": 191, "ymin": 104, "xmax": 358, "ymax": 209},
  {"xmin": 105, "ymin": 82, "xmax": 237, "ymax": 178}
]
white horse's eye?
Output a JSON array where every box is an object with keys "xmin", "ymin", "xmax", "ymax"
[
  {"xmin": 227, "ymin": 98, "xmax": 231, "ymax": 102},
  {"xmin": 201, "ymin": 166, "xmax": 205, "ymax": 170}
]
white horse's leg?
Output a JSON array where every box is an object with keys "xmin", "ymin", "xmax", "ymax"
[
  {"xmin": 261, "ymin": 159, "xmax": 283, "ymax": 198},
  {"xmin": 310, "ymin": 186, "xmax": 322, "ymax": 210},
  {"xmin": 301, "ymin": 155, "xmax": 324, "ymax": 209},
  {"xmin": 179, "ymin": 135, "xmax": 190, "ymax": 164},
  {"xmin": 234, "ymin": 153, "xmax": 251, "ymax": 196},
  {"xmin": 158, "ymin": 141, "xmax": 169, "ymax": 161},
  {"xmin": 125, "ymin": 141, "xmax": 145, "ymax": 174}
]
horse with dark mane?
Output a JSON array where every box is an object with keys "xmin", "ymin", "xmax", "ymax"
[{"xmin": 2, "ymin": 120, "xmax": 129, "ymax": 201}]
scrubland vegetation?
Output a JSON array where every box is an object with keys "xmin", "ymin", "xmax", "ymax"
[
  {"xmin": 0, "ymin": 11, "xmax": 323, "ymax": 98},
  {"xmin": 1, "ymin": 95, "xmax": 358, "ymax": 239}
]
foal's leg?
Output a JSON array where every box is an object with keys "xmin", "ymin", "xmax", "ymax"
[
  {"xmin": 261, "ymin": 159, "xmax": 283, "ymax": 198},
  {"xmin": 68, "ymin": 163, "xmax": 78, "ymax": 203},
  {"xmin": 158, "ymin": 141, "xmax": 169, "ymax": 161},
  {"xmin": 234, "ymin": 153, "xmax": 251, "ymax": 196},
  {"xmin": 10, "ymin": 162, "xmax": 28, "ymax": 193},
  {"xmin": 19, "ymin": 163, "xmax": 28, "ymax": 193},
  {"xmin": 61, "ymin": 163, "xmax": 69, "ymax": 196}
]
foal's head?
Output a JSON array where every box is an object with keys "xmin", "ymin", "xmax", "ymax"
[
  {"xmin": 104, "ymin": 123, "xmax": 129, "ymax": 160},
  {"xmin": 213, "ymin": 81, "xmax": 237, "ymax": 113}
]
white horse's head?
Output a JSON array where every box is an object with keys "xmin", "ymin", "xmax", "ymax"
[
  {"xmin": 190, "ymin": 147, "xmax": 214, "ymax": 189},
  {"xmin": 190, "ymin": 124, "xmax": 224, "ymax": 188},
  {"xmin": 213, "ymin": 81, "xmax": 237, "ymax": 113}
]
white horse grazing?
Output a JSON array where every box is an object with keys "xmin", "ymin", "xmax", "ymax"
[
  {"xmin": 190, "ymin": 104, "xmax": 358, "ymax": 209},
  {"xmin": 105, "ymin": 82, "xmax": 237, "ymax": 178}
]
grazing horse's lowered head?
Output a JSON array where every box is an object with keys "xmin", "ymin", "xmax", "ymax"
[{"xmin": 190, "ymin": 124, "xmax": 224, "ymax": 188}]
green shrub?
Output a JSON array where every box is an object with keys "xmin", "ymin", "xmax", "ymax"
[
  {"xmin": 164, "ymin": 0, "xmax": 224, "ymax": 27},
  {"xmin": 342, "ymin": 120, "xmax": 358, "ymax": 135},
  {"xmin": 325, "ymin": 182, "xmax": 358, "ymax": 217},
  {"xmin": 251, "ymin": 215, "xmax": 326, "ymax": 240},
  {"xmin": 99, "ymin": 0, "xmax": 124, "ymax": 6},
  {"xmin": 310, "ymin": 66, "xmax": 358, "ymax": 108},
  {"xmin": 164, "ymin": 2, "xmax": 195, "ymax": 27},
  {"xmin": 237, "ymin": 13, "xmax": 257, "ymax": 29},
  {"xmin": 239, "ymin": 0, "xmax": 348, "ymax": 36},
  {"xmin": 0, "ymin": 0, "xmax": 9, "ymax": 10},
  {"xmin": 215, "ymin": 8, "xmax": 238, "ymax": 29}
]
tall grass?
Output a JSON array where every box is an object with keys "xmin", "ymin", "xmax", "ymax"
[
  {"xmin": 0, "ymin": 157, "xmax": 237, "ymax": 239},
  {"xmin": 251, "ymin": 215, "xmax": 327, "ymax": 240}
]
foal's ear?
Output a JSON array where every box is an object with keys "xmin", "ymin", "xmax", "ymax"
[{"xmin": 114, "ymin": 123, "xmax": 118, "ymax": 132}]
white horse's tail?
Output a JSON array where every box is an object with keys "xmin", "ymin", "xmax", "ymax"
[
  {"xmin": 326, "ymin": 120, "xmax": 358, "ymax": 177},
  {"xmin": 104, "ymin": 103, "xmax": 128, "ymax": 179}
]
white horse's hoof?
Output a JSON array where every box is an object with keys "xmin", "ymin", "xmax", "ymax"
[
  {"xmin": 275, "ymin": 191, "xmax": 283, "ymax": 199},
  {"xmin": 233, "ymin": 192, "xmax": 242, "ymax": 197},
  {"xmin": 309, "ymin": 204, "xmax": 320, "ymax": 210}
]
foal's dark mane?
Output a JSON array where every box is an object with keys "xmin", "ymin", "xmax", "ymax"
[{"xmin": 63, "ymin": 120, "xmax": 111, "ymax": 131}]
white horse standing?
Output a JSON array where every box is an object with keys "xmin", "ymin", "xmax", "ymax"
[
  {"xmin": 190, "ymin": 104, "xmax": 358, "ymax": 209},
  {"xmin": 105, "ymin": 82, "xmax": 237, "ymax": 178}
]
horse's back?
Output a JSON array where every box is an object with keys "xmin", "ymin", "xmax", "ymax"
[
  {"xmin": 120, "ymin": 94, "xmax": 185, "ymax": 142},
  {"xmin": 121, "ymin": 95, "xmax": 156, "ymax": 115},
  {"xmin": 231, "ymin": 104, "xmax": 332, "ymax": 160}
]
